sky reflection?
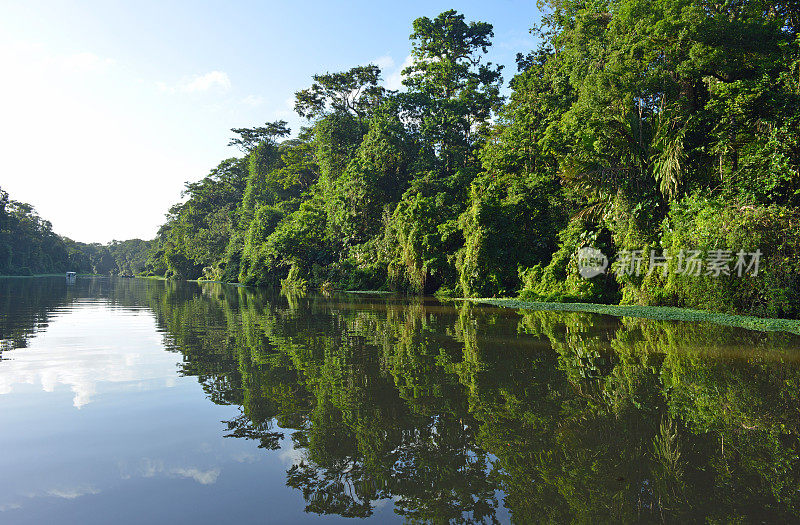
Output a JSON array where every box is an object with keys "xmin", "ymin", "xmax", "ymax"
[{"xmin": 0, "ymin": 302, "xmax": 176, "ymax": 408}]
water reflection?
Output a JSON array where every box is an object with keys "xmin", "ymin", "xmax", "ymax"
[
  {"xmin": 0, "ymin": 302, "xmax": 174, "ymax": 407},
  {"xmin": 2, "ymin": 277, "xmax": 800, "ymax": 523}
]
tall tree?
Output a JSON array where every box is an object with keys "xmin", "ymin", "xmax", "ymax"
[
  {"xmin": 228, "ymin": 120, "xmax": 291, "ymax": 153},
  {"xmin": 400, "ymin": 9, "xmax": 503, "ymax": 175},
  {"xmin": 294, "ymin": 65, "xmax": 385, "ymax": 123}
]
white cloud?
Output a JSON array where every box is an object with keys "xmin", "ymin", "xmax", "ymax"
[
  {"xmin": 241, "ymin": 94, "xmax": 264, "ymax": 107},
  {"xmin": 172, "ymin": 467, "xmax": 220, "ymax": 485},
  {"xmin": 46, "ymin": 486, "xmax": 100, "ymax": 500},
  {"xmin": 367, "ymin": 53, "xmax": 412, "ymax": 91},
  {"xmin": 135, "ymin": 458, "xmax": 220, "ymax": 485},
  {"xmin": 385, "ymin": 54, "xmax": 413, "ymax": 91},
  {"xmin": 0, "ymin": 485, "xmax": 100, "ymax": 512},
  {"xmin": 184, "ymin": 70, "xmax": 231, "ymax": 92},
  {"xmin": 372, "ymin": 54, "xmax": 395, "ymax": 72},
  {"xmin": 158, "ymin": 70, "xmax": 231, "ymax": 94}
]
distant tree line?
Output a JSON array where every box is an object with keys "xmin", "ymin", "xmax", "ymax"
[{"xmin": 0, "ymin": 186, "xmax": 153, "ymax": 276}]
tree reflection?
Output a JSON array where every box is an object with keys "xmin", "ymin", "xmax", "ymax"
[
  {"xmin": 223, "ymin": 411, "xmax": 283, "ymax": 450},
  {"xmin": 141, "ymin": 281, "xmax": 800, "ymax": 523}
]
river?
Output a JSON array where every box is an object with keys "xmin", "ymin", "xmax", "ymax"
[{"xmin": 2, "ymin": 276, "xmax": 800, "ymax": 523}]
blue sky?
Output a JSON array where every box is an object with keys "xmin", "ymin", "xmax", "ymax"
[{"xmin": 0, "ymin": 1, "xmax": 543, "ymax": 242}]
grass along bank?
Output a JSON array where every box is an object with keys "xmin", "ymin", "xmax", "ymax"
[{"xmin": 458, "ymin": 298, "xmax": 800, "ymax": 336}]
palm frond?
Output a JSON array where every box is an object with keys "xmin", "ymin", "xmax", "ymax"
[{"xmin": 652, "ymin": 121, "xmax": 687, "ymax": 201}]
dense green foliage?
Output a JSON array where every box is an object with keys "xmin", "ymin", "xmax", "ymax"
[
  {"xmin": 0, "ymin": 186, "xmax": 70, "ymax": 275},
  {"xmin": 106, "ymin": 238, "xmax": 157, "ymax": 276},
  {"xmin": 146, "ymin": 3, "xmax": 799, "ymax": 317},
  {"xmin": 0, "ymin": 186, "xmax": 154, "ymax": 276}
]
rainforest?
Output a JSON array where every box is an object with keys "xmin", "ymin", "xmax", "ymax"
[
  {"xmin": 3, "ymin": 2, "xmax": 800, "ymax": 523},
  {"xmin": 3, "ymin": 1, "xmax": 800, "ymax": 319}
]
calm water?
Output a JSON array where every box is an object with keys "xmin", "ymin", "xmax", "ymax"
[{"xmin": 2, "ymin": 277, "xmax": 800, "ymax": 523}]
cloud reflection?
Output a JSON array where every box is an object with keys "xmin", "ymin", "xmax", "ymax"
[
  {"xmin": 124, "ymin": 458, "xmax": 221, "ymax": 485},
  {"xmin": 0, "ymin": 304, "xmax": 180, "ymax": 408}
]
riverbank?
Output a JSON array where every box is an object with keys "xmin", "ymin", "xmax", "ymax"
[
  {"xmin": 149, "ymin": 275, "xmax": 800, "ymax": 335},
  {"xmin": 24, "ymin": 273, "xmax": 795, "ymax": 336},
  {"xmin": 459, "ymin": 298, "xmax": 800, "ymax": 335}
]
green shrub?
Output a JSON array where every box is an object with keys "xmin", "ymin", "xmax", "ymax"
[
  {"xmin": 643, "ymin": 194, "xmax": 800, "ymax": 317},
  {"xmin": 456, "ymin": 173, "xmax": 563, "ymax": 297},
  {"xmin": 518, "ymin": 220, "xmax": 620, "ymax": 304}
]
